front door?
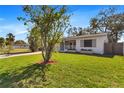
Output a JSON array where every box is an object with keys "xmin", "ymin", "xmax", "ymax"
[{"xmin": 69, "ymin": 41, "xmax": 76, "ymax": 50}]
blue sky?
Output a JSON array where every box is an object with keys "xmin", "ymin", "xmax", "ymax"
[{"xmin": 0, "ymin": 5, "xmax": 124, "ymax": 42}]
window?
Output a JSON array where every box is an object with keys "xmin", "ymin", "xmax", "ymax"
[
  {"xmin": 80, "ymin": 39, "xmax": 96, "ymax": 47},
  {"xmin": 84, "ymin": 40, "xmax": 92, "ymax": 47}
]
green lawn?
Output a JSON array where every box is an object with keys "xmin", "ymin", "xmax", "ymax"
[
  {"xmin": 0, "ymin": 53, "xmax": 124, "ymax": 88},
  {"xmin": 10, "ymin": 49, "xmax": 30, "ymax": 53},
  {"xmin": 0, "ymin": 48, "xmax": 30, "ymax": 54}
]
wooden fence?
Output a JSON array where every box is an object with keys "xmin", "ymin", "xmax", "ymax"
[{"xmin": 104, "ymin": 43, "xmax": 124, "ymax": 55}]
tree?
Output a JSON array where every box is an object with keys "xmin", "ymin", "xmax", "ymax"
[
  {"xmin": 106, "ymin": 14, "xmax": 124, "ymax": 42},
  {"xmin": 6, "ymin": 33, "xmax": 15, "ymax": 53},
  {"xmin": 67, "ymin": 27, "xmax": 82, "ymax": 36},
  {"xmin": 67, "ymin": 26, "xmax": 96, "ymax": 36},
  {"xmin": 67, "ymin": 27, "xmax": 73, "ymax": 36},
  {"xmin": 18, "ymin": 5, "xmax": 70, "ymax": 63},
  {"xmin": 14, "ymin": 40, "xmax": 27, "ymax": 48},
  {"xmin": 18, "ymin": 5, "xmax": 70, "ymax": 81},
  {"xmin": 0, "ymin": 37, "xmax": 5, "ymax": 48},
  {"xmin": 81, "ymin": 27, "xmax": 94, "ymax": 34},
  {"xmin": 77, "ymin": 27, "xmax": 83, "ymax": 35},
  {"xmin": 15, "ymin": 40, "xmax": 26, "ymax": 45},
  {"xmin": 90, "ymin": 7, "xmax": 124, "ymax": 43},
  {"xmin": 28, "ymin": 27, "xmax": 41, "ymax": 52},
  {"xmin": 90, "ymin": 18, "xmax": 99, "ymax": 34}
]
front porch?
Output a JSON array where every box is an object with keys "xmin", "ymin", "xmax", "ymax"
[
  {"xmin": 60, "ymin": 39, "xmax": 94, "ymax": 54},
  {"xmin": 59, "ymin": 39, "xmax": 77, "ymax": 52},
  {"xmin": 64, "ymin": 40, "xmax": 76, "ymax": 52}
]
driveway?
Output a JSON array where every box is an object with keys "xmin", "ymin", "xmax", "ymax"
[{"xmin": 0, "ymin": 52, "xmax": 41, "ymax": 59}]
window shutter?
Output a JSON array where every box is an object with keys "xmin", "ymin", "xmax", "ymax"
[
  {"xmin": 80, "ymin": 40, "xmax": 84, "ymax": 47},
  {"xmin": 92, "ymin": 39, "xmax": 96, "ymax": 47}
]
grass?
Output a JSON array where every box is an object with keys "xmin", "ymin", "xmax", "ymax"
[
  {"xmin": 0, "ymin": 48, "xmax": 30, "ymax": 54},
  {"xmin": 10, "ymin": 49, "xmax": 30, "ymax": 53},
  {"xmin": 0, "ymin": 53, "xmax": 124, "ymax": 88}
]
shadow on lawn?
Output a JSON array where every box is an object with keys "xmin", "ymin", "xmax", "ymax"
[{"xmin": 0, "ymin": 63, "xmax": 50, "ymax": 88}]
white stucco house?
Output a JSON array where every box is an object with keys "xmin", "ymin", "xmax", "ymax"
[{"xmin": 59, "ymin": 33, "xmax": 108, "ymax": 54}]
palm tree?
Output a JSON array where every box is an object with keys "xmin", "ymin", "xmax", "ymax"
[
  {"xmin": 90, "ymin": 18, "xmax": 98, "ymax": 28},
  {"xmin": 0, "ymin": 37, "xmax": 5, "ymax": 48},
  {"xmin": 6, "ymin": 33, "xmax": 15, "ymax": 50}
]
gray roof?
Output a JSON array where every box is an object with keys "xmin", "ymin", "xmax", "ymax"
[{"xmin": 64, "ymin": 33, "xmax": 107, "ymax": 40}]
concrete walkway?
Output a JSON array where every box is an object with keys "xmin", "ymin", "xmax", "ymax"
[{"xmin": 0, "ymin": 52, "xmax": 41, "ymax": 59}]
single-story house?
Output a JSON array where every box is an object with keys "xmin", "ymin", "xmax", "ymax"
[
  {"xmin": 13, "ymin": 44, "xmax": 29, "ymax": 49},
  {"xmin": 60, "ymin": 33, "xmax": 124, "ymax": 55},
  {"xmin": 60, "ymin": 33, "xmax": 109, "ymax": 54}
]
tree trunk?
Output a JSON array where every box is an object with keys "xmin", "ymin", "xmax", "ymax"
[
  {"xmin": 40, "ymin": 48, "xmax": 52, "ymax": 82},
  {"xmin": 44, "ymin": 49, "xmax": 52, "ymax": 63},
  {"xmin": 115, "ymin": 32, "xmax": 118, "ymax": 43},
  {"xmin": 111, "ymin": 42, "xmax": 115, "ymax": 55}
]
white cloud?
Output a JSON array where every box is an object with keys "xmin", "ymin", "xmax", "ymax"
[
  {"xmin": 15, "ymin": 30, "xmax": 27, "ymax": 35},
  {"xmin": 0, "ymin": 23, "xmax": 28, "ymax": 41},
  {"xmin": 0, "ymin": 24, "xmax": 28, "ymax": 36}
]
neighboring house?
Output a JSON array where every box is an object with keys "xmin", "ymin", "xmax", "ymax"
[
  {"xmin": 60, "ymin": 33, "xmax": 109, "ymax": 54},
  {"xmin": 13, "ymin": 44, "xmax": 29, "ymax": 49}
]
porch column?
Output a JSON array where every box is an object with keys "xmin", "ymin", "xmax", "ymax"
[{"xmin": 76, "ymin": 39, "xmax": 80, "ymax": 52}]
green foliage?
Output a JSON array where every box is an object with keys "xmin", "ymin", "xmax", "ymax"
[
  {"xmin": 18, "ymin": 5, "xmax": 70, "ymax": 62},
  {"xmin": 0, "ymin": 49, "xmax": 30, "ymax": 55},
  {"xmin": 0, "ymin": 53, "xmax": 124, "ymax": 87},
  {"xmin": 6, "ymin": 33, "xmax": 15, "ymax": 45},
  {"xmin": 67, "ymin": 27, "xmax": 78, "ymax": 36},
  {"xmin": 5, "ymin": 33, "xmax": 15, "ymax": 53},
  {"xmin": 90, "ymin": 7, "xmax": 124, "ymax": 42},
  {"xmin": 0, "ymin": 37, "xmax": 5, "ymax": 49},
  {"xmin": 67, "ymin": 26, "xmax": 97, "ymax": 37},
  {"xmin": 28, "ymin": 27, "xmax": 41, "ymax": 52},
  {"xmin": 15, "ymin": 40, "xmax": 26, "ymax": 45},
  {"xmin": 14, "ymin": 40, "xmax": 27, "ymax": 49}
]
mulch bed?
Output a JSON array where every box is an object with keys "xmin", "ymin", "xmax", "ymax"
[{"xmin": 37, "ymin": 60, "xmax": 57, "ymax": 64}]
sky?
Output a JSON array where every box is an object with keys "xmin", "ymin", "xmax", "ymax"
[{"xmin": 0, "ymin": 5, "xmax": 124, "ymax": 42}]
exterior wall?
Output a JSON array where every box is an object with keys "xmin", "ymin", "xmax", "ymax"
[
  {"xmin": 63, "ymin": 41, "xmax": 68, "ymax": 52},
  {"xmin": 75, "ymin": 35, "xmax": 108, "ymax": 54},
  {"xmin": 62, "ymin": 35, "xmax": 108, "ymax": 54}
]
